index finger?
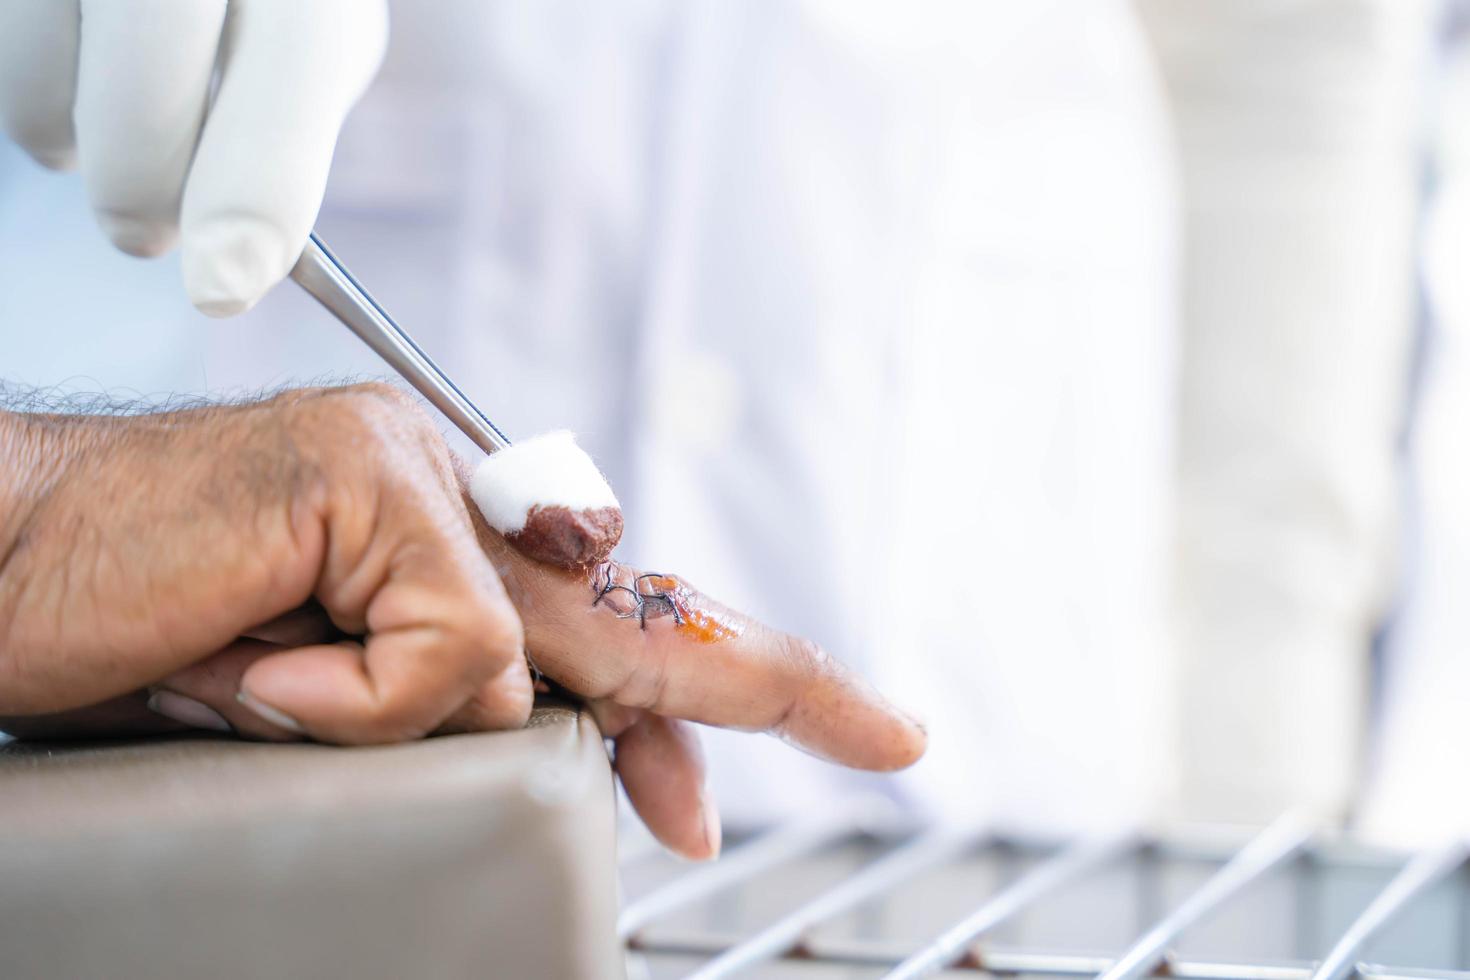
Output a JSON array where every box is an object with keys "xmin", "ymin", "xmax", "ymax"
[{"xmin": 487, "ymin": 540, "xmax": 927, "ymax": 772}]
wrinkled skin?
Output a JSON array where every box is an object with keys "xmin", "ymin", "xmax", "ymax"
[{"xmin": 0, "ymin": 384, "xmax": 925, "ymax": 859}]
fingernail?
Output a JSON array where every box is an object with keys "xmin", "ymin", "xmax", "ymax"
[
  {"xmin": 96, "ymin": 210, "xmax": 176, "ymax": 258},
  {"xmin": 182, "ymin": 215, "xmax": 289, "ymax": 317},
  {"xmin": 887, "ymin": 693, "xmax": 928, "ymax": 735},
  {"xmin": 699, "ymin": 786, "xmax": 723, "ymax": 861},
  {"xmin": 236, "ymin": 689, "xmax": 305, "ymax": 734},
  {"xmin": 146, "ymin": 690, "xmax": 232, "ymax": 733}
]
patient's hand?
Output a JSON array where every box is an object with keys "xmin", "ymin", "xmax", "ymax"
[{"xmin": 0, "ymin": 384, "xmax": 925, "ymax": 859}]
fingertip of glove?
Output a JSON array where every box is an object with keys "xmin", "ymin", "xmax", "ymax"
[
  {"xmin": 97, "ymin": 211, "xmax": 176, "ymax": 258},
  {"xmin": 191, "ymin": 294, "xmax": 255, "ymax": 319},
  {"xmin": 26, "ymin": 144, "xmax": 76, "ymax": 172},
  {"xmin": 183, "ymin": 216, "xmax": 291, "ymax": 317}
]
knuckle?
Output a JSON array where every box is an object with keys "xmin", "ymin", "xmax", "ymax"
[
  {"xmin": 776, "ymin": 634, "xmax": 833, "ymax": 685},
  {"xmin": 470, "ymin": 601, "xmax": 525, "ymax": 667},
  {"xmin": 342, "ymin": 380, "xmax": 413, "ymax": 406},
  {"xmin": 476, "ymin": 675, "xmax": 534, "ymax": 730},
  {"xmin": 356, "ymin": 383, "xmax": 433, "ymax": 430},
  {"xmin": 289, "ymin": 383, "xmax": 451, "ymax": 480},
  {"xmin": 611, "ymin": 648, "xmax": 671, "ymax": 712},
  {"xmin": 340, "ymin": 385, "xmax": 449, "ymax": 463},
  {"xmin": 312, "ymin": 382, "xmax": 423, "ymax": 432},
  {"xmin": 356, "ymin": 694, "xmax": 433, "ymax": 743},
  {"xmin": 432, "ymin": 596, "xmax": 523, "ymax": 674}
]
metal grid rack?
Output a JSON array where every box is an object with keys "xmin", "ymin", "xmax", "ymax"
[{"xmin": 617, "ymin": 811, "xmax": 1470, "ymax": 980}]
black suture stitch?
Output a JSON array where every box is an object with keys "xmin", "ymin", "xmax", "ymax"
[{"xmin": 592, "ymin": 566, "xmax": 685, "ymax": 630}]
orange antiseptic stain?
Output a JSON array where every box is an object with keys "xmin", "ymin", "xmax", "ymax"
[{"xmin": 666, "ymin": 589, "xmax": 744, "ymax": 643}]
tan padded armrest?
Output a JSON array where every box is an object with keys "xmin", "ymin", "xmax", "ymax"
[{"xmin": 0, "ymin": 701, "xmax": 624, "ymax": 980}]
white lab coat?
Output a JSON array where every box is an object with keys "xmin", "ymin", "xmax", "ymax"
[
  {"xmin": 1360, "ymin": 26, "xmax": 1470, "ymax": 846},
  {"xmin": 1139, "ymin": 0, "xmax": 1433, "ymax": 830},
  {"xmin": 0, "ymin": 0, "xmax": 1177, "ymax": 831}
]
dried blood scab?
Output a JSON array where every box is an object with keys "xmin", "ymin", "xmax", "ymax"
[{"xmin": 507, "ymin": 504, "xmax": 623, "ymax": 567}]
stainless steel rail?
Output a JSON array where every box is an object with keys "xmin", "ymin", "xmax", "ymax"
[
  {"xmin": 883, "ymin": 831, "xmax": 1136, "ymax": 980},
  {"xmin": 1100, "ymin": 813, "xmax": 1316, "ymax": 980},
  {"xmin": 619, "ymin": 812, "xmax": 860, "ymax": 940},
  {"xmin": 633, "ymin": 930, "xmax": 1306, "ymax": 976},
  {"xmin": 683, "ymin": 826, "xmax": 985, "ymax": 979},
  {"xmin": 1357, "ymin": 967, "xmax": 1470, "ymax": 980},
  {"xmin": 620, "ymin": 820, "xmax": 1470, "ymax": 979},
  {"xmin": 1309, "ymin": 842, "xmax": 1470, "ymax": 980},
  {"xmin": 634, "ymin": 930, "xmax": 1470, "ymax": 979}
]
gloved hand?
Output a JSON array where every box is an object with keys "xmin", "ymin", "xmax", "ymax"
[{"xmin": 0, "ymin": 0, "xmax": 387, "ymax": 316}]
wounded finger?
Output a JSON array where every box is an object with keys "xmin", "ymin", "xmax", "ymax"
[{"xmin": 506, "ymin": 553, "xmax": 927, "ymax": 772}]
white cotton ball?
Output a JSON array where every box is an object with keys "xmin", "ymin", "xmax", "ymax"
[{"xmin": 469, "ymin": 430, "xmax": 619, "ymax": 535}]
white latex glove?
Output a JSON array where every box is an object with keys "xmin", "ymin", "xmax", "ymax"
[{"xmin": 0, "ymin": 0, "xmax": 387, "ymax": 316}]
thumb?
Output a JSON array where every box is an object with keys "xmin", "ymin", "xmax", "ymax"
[{"xmin": 180, "ymin": 0, "xmax": 387, "ymax": 317}]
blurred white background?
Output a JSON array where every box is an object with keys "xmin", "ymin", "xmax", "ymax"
[{"xmin": 3, "ymin": 0, "xmax": 1468, "ymax": 844}]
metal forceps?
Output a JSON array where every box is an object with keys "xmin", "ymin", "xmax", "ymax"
[{"xmin": 289, "ymin": 232, "xmax": 513, "ymax": 455}]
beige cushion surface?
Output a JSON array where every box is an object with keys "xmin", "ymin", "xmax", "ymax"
[{"xmin": 0, "ymin": 701, "xmax": 623, "ymax": 980}]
